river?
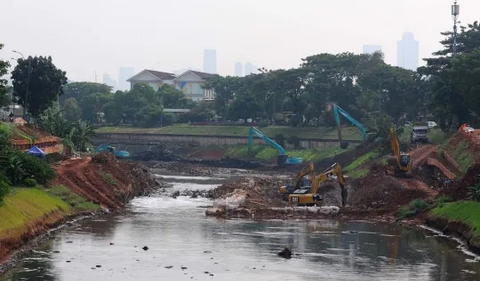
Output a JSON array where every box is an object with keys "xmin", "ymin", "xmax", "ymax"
[{"xmin": 2, "ymin": 172, "xmax": 480, "ymax": 281}]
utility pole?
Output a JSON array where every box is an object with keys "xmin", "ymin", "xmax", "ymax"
[
  {"xmin": 12, "ymin": 50, "xmax": 30, "ymax": 120},
  {"xmin": 451, "ymin": 1, "xmax": 460, "ymax": 56},
  {"xmin": 223, "ymin": 86, "xmax": 227, "ymax": 122}
]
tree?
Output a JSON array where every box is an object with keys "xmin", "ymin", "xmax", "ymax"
[
  {"xmin": 158, "ymin": 84, "xmax": 187, "ymax": 108},
  {"xmin": 63, "ymin": 98, "xmax": 82, "ymax": 122},
  {"xmin": 0, "ymin": 44, "xmax": 11, "ymax": 108},
  {"xmin": 450, "ymin": 49, "xmax": 480, "ymax": 125},
  {"xmin": 71, "ymin": 120, "xmax": 95, "ymax": 152},
  {"xmin": 419, "ymin": 21, "xmax": 480, "ymax": 130},
  {"xmin": 79, "ymin": 92, "xmax": 113, "ymax": 123},
  {"xmin": 11, "ymin": 56, "xmax": 68, "ymax": 117},
  {"xmin": 62, "ymin": 82, "xmax": 112, "ymax": 103}
]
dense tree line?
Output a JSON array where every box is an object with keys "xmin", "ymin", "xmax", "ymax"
[
  {"xmin": 419, "ymin": 21, "xmax": 480, "ymax": 130},
  {"xmin": 2, "ymin": 21, "xmax": 480, "ymax": 133}
]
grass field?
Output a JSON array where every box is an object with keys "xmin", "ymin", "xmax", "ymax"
[
  {"xmin": 96, "ymin": 125, "xmax": 363, "ymax": 140},
  {"xmin": 0, "ymin": 188, "xmax": 72, "ymax": 239},
  {"xmin": 48, "ymin": 185, "xmax": 100, "ymax": 212},
  {"xmin": 431, "ymin": 201, "xmax": 480, "ymax": 237},
  {"xmin": 225, "ymin": 144, "xmax": 350, "ymax": 162}
]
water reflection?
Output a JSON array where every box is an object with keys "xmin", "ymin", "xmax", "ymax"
[{"xmin": 2, "ymin": 174, "xmax": 480, "ymax": 281}]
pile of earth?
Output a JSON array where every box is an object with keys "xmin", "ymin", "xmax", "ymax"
[
  {"xmin": 439, "ymin": 164, "xmax": 480, "ymax": 200},
  {"xmin": 52, "ymin": 153, "xmax": 166, "ymax": 209},
  {"xmin": 206, "ymin": 177, "xmax": 287, "ymax": 210},
  {"xmin": 348, "ymin": 172, "xmax": 432, "ymax": 211}
]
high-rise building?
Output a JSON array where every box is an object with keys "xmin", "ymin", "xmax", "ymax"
[
  {"xmin": 102, "ymin": 73, "xmax": 117, "ymax": 90},
  {"xmin": 203, "ymin": 49, "xmax": 217, "ymax": 74},
  {"xmin": 118, "ymin": 67, "xmax": 135, "ymax": 91},
  {"xmin": 234, "ymin": 62, "xmax": 243, "ymax": 77},
  {"xmin": 362, "ymin": 45, "xmax": 382, "ymax": 54},
  {"xmin": 244, "ymin": 62, "xmax": 253, "ymax": 76},
  {"xmin": 397, "ymin": 32, "xmax": 419, "ymax": 71}
]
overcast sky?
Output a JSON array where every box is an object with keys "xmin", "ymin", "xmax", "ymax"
[{"xmin": 1, "ymin": 0, "xmax": 478, "ymax": 82}]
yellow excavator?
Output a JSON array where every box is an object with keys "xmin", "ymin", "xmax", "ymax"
[
  {"xmin": 386, "ymin": 127, "xmax": 412, "ymax": 177},
  {"xmin": 288, "ymin": 163, "xmax": 347, "ymax": 207},
  {"xmin": 280, "ymin": 163, "xmax": 315, "ymax": 196}
]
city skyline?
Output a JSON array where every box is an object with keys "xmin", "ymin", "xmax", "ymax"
[
  {"xmin": 397, "ymin": 32, "xmax": 420, "ymax": 71},
  {"xmin": 234, "ymin": 62, "xmax": 243, "ymax": 77},
  {"xmin": 203, "ymin": 49, "xmax": 217, "ymax": 74},
  {"xmin": 4, "ymin": 0, "xmax": 476, "ymax": 81}
]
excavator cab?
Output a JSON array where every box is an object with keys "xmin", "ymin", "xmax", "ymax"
[{"xmin": 399, "ymin": 154, "xmax": 411, "ymax": 168}]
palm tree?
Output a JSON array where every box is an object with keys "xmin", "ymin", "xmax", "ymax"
[{"xmin": 72, "ymin": 120, "xmax": 95, "ymax": 152}]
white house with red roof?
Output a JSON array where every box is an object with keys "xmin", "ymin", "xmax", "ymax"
[
  {"xmin": 127, "ymin": 69, "xmax": 217, "ymax": 101},
  {"xmin": 127, "ymin": 69, "xmax": 177, "ymax": 92}
]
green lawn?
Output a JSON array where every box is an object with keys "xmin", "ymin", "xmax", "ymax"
[
  {"xmin": 225, "ymin": 144, "xmax": 351, "ymax": 163},
  {"xmin": 96, "ymin": 125, "xmax": 363, "ymax": 140},
  {"xmin": 48, "ymin": 185, "xmax": 100, "ymax": 212},
  {"xmin": 431, "ymin": 201, "xmax": 480, "ymax": 237},
  {"xmin": 0, "ymin": 188, "xmax": 72, "ymax": 239},
  {"xmin": 343, "ymin": 149, "xmax": 382, "ymax": 173}
]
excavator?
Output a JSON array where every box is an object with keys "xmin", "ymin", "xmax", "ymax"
[
  {"xmin": 288, "ymin": 163, "xmax": 347, "ymax": 207},
  {"xmin": 332, "ymin": 103, "xmax": 377, "ymax": 149},
  {"xmin": 280, "ymin": 163, "xmax": 315, "ymax": 196},
  {"xmin": 386, "ymin": 127, "xmax": 412, "ymax": 177}
]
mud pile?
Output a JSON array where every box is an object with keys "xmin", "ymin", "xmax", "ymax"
[
  {"xmin": 439, "ymin": 164, "xmax": 480, "ymax": 200},
  {"xmin": 52, "ymin": 153, "xmax": 164, "ymax": 210},
  {"xmin": 349, "ymin": 173, "xmax": 432, "ymax": 210},
  {"xmin": 205, "ymin": 177, "xmax": 344, "ymax": 219}
]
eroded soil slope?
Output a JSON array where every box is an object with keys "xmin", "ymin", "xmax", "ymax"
[{"xmin": 52, "ymin": 153, "xmax": 161, "ymax": 210}]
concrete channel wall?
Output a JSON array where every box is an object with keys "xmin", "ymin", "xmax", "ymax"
[{"xmin": 93, "ymin": 133, "xmax": 362, "ymax": 150}]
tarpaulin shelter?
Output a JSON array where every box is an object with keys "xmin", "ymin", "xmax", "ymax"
[{"xmin": 27, "ymin": 145, "xmax": 46, "ymax": 158}]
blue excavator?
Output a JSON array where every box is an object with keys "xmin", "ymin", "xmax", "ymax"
[
  {"xmin": 248, "ymin": 126, "xmax": 302, "ymax": 166},
  {"xmin": 96, "ymin": 144, "xmax": 130, "ymax": 159},
  {"xmin": 332, "ymin": 103, "xmax": 377, "ymax": 149}
]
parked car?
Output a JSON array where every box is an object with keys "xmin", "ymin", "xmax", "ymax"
[{"xmin": 427, "ymin": 121, "xmax": 438, "ymax": 129}]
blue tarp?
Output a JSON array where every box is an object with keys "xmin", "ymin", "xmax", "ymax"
[{"xmin": 28, "ymin": 145, "xmax": 46, "ymax": 157}]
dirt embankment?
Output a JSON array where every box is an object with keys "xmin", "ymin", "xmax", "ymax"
[
  {"xmin": 52, "ymin": 153, "xmax": 164, "ymax": 210},
  {"xmin": 425, "ymin": 216, "xmax": 480, "ymax": 254}
]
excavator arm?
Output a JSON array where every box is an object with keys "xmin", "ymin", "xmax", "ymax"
[
  {"xmin": 294, "ymin": 163, "xmax": 315, "ymax": 190},
  {"xmin": 390, "ymin": 127, "xmax": 401, "ymax": 166}
]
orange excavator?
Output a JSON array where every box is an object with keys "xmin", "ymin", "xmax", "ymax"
[{"xmin": 386, "ymin": 127, "xmax": 412, "ymax": 177}]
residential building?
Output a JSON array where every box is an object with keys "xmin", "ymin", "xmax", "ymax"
[
  {"xmin": 127, "ymin": 69, "xmax": 176, "ymax": 91},
  {"xmin": 172, "ymin": 67, "xmax": 200, "ymax": 75},
  {"xmin": 118, "ymin": 67, "xmax": 135, "ymax": 91},
  {"xmin": 244, "ymin": 62, "xmax": 254, "ymax": 76},
  {"xmin": 234, "ymin": 62, "xmax": 243, "ymax": 77},
  {"xmin": 362, "ymin": 45, "xmax": 382, "ymax": 54},
  {"xmin": 174, "ymin": 70, "xmax": 218, "ymax": 101},
  {"xmin": 203, "ymin": 49, "xmax": 217, "ymax": 74},
  {"xmin": 397, "ymin": 32, "xmax": 419, "ymax": 71}
]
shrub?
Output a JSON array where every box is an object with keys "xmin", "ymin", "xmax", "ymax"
[
  {"xmin": 259, "ymin": 120, "xmax": 270, "ymax": 128},
  {"xmin": 23, "ymin": 178, "xmax": 37, "ymax": 187},
  {"xmin": 274, "ymin": 134, "xmax": 285, "ymax": 147},
  {"xmin": 0, "ymin": 172, "xmax": 10, "ymax": 205},
  {"xmin": 287, "ymin": 136, "xmax": 300, "ymax": 148},
  {"xmin": 17, "ymin": 152, "xmax": 55, "ymax": 184}
]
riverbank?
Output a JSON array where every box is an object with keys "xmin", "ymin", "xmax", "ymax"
[
  {"xmin": 0, "ymin": 153, "xmax": 163, "ymax": 275},
  {"xmin": 95, "ymin": 124, "xmax": 363, "ymax": 140}
]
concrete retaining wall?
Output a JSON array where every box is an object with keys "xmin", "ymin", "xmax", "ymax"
[{"xmin": 93, "ymin": 133, "xmax": 362, "ymax": 150}]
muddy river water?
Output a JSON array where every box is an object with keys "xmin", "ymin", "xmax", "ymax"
[{"xmin": 3, "ymin": 172, "xmax": 480, "ymax": 281}]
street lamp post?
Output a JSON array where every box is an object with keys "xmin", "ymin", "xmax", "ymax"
[
  {"xmin": 12, "ymin": 50, "xmax": 31, "ymax": 119},
  {"xmin": 451, "ymin": 1, "xmax": 460, "ymax": 56},
  {"xmin": 223, "ymin": 86, "xmax": 227, "ymax": 122}
]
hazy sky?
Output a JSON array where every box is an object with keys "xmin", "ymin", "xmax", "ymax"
[{"xmin": 1, "ymin": 0, "xmax": 478, "ymax": 82}]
